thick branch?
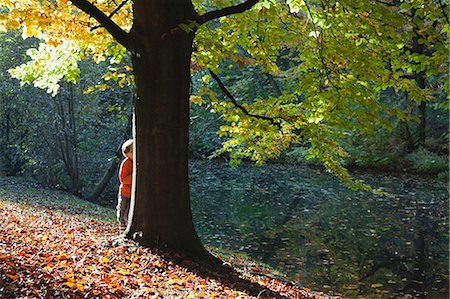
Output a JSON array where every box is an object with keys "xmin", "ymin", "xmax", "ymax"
[
  {"xmin": 70, "ymin": 0, "xmax": 134, "ymax": 51},
  {"xmin": 197, "ymin": 0, "xmax": 259, "ymax": 25},
  {"xmin": 209, "ymin": 70, "xmax": 281, "ymax": 128}
]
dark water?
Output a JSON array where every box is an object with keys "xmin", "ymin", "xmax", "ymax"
[{"xmin": 189, "ymin": 160, "xmax": 449, "ymax": 298}]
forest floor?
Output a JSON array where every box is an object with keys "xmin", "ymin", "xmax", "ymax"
[{"xmin": 0, "ymin": 177, "xmax": 333, "ymax": 299}]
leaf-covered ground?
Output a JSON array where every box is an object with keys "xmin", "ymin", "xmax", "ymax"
[{"xmin": 0, "ymin": 178, "xmax": 330, "ymax": 299}]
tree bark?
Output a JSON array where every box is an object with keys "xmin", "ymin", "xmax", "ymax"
[
  {"xmin": 85, "ymin": 154, "xmax": 120, "ymax": 202},
  {"xmin": 53, "ymin": 84, "xmax": 81, "ymax": 195},
  {"xmin": 399, "ymin": 92, "xmax": 415, "ymax": 153},
  {"xmin": 416, "ymin": 75, "xmax": 426, "ymax": 147},
  {"xmin": 125, "ymin": 0, "xmax": 214, "ymax": 262},
  {"xmin": 410, "ymin": 9, "xmax": 427, "ymax": 147}
]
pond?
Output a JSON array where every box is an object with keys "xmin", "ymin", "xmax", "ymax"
[{"xmin": 189, "ymin": 159, "xmax": 449, "ymax": 298}]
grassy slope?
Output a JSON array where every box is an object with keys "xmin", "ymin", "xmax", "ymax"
[{"xmin": 0, "ymin": 177, "xmax": 331, "ymax": 299}]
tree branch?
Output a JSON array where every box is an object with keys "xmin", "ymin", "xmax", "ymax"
[
  {"xmin": 208, "ymin": 70, "xmax": 281, "ymax": 128},
  {"xmin": 373, "ymin": 0, "xmax": 399, "ymax": 7},
  {"xmin": 69, "ymin": 0, "xmax": 134, "ymax": 51},
  {"xmin": 400, "ymin": 74, "xmax": 416, "ymax": 80},
  {"xmin": 91, "ymin": 0, "xmax": 130, "ymax": 31},
  {"xmin": 438, "ymin": 0, "xmax": 450, "ymax": 24},
  {"xmin": 197, "ymin": 0, "xmax": 259, "ymax": 25}
]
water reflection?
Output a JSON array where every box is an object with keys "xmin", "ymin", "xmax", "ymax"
[{"xmin": 190, "ymin": 160, "xmax": 449, "ymax": 298}]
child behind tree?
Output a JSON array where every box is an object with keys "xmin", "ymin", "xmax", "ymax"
[{"xmin": 117, "ymin": 139, "xmax": 133, "ymax": 231}]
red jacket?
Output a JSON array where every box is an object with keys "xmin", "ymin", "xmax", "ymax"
[{"xmin": 119, "ymin": 157, "xmax": 133, "ymax": 197}]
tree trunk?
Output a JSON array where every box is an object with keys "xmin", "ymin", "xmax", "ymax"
[
  {"xmin": 85, "ymin": 154, "xmax": 120, "ymax": 201},
  {"xmin": 416, "ymin": 74, "xmax": 426, "ymax": 147},
  {"xmin": 410, "ymin": 10, "xmax": 427, "ymax": 148},
  {"xmin": 126, "ymin": 0, "xmax": 214, "ymax": 262},
  {"xmin": 5, "ymin": 106, "xmax": 10, "ymax": 144},
  {"xmin": 53, "ymin": 84, "xmax": 81, "ymax": 195},
  {"xmin": 67, "ymin": 84, "xmax": 81, "ymax": 194},
  {"xmin": 400, "ymin": 92, "xmax": 415, "ymax": 153}
]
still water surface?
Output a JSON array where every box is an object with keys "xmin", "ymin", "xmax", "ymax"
[{"xmin": 190, "ymin": 160, "xmax": 449, "ymax": 298}]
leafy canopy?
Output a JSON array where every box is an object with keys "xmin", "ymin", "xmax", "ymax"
[{"xmin": 1, "ymin": 0, "xmax": 448, "ymax": 189}]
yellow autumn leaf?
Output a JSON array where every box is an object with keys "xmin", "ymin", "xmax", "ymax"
[
  {"xmin": 64, "ymin": 281, "xmax": 74, "ymax": 288},
  {"xmin": 76, "ymin": 283, "xmax": 85, "ymax": 292},
  {"xmin": 99, "ymin": 256, "xmax": 109, "ymax": 263},
  {"xmin": 56, "ymin": 254, "xmax": 68, "ymax": 260},
  {"xmin": 117, "ymin": 269, "xmax": 130, "ymax": 275},
  {"xmin": 167, "ymin": 278, "xmax": 184, "ymax": 285},
  {"xmin": 190, "ymin": 95, "xmax": 204, "ymax": 105}
]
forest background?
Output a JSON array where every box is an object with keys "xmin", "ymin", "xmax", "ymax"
[{"xmin": 0, "ymin": 29, "xmax": 447, "ymax": 200}]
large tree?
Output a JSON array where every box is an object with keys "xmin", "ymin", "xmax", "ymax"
[
  {"xmin": 70, "ymin": 0, "xmax": 263, "ymax": 261},
  {"xmin": 1, "ymin": 0, "xmax": 448, "ymax": 261}
]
